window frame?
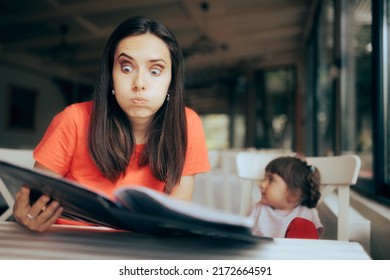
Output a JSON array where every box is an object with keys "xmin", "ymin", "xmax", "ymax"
[{"xmin": 353, "ymin": 0, "xmax": 390, "ymax": 204}]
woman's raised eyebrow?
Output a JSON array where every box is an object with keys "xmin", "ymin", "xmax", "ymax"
[
  {"xmin": 149, "ymin": 58, "xmax": 167, "ymax": 65},
  {"xmin": 117, "ymin": 53, "xmax": 134, "ymax": 61},
  {"xmin": 117, "ymin": 53, "xmax": 166, "ymax": 64}
]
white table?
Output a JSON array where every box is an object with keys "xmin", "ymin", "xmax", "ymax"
[{"xmin": 0, "ymin": 222, "xmax": 370, "ymax": 260}]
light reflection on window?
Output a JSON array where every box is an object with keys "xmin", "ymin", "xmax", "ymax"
[
  {"xmin": 353, "ymin": 0, "xmax": 373, "ymax": 178},
  {"xmin": 200, "ymin": 114, "xmax": 230, "ymax": 149}
]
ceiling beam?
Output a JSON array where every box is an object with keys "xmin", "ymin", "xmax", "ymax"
[{"xmin": 0, "ymin": 0, "xmax": 178, "ymax": 24}]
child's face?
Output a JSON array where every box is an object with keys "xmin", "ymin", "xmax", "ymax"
[{"xmin": 259, "ymin": 172, "xmax": 297, "ymax": 210}]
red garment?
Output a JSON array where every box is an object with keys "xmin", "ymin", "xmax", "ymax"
[
  {"xmin": 285, "ymin": 217, "xmax": 319, "ymax": 239},
  {"xmin": 34, "ymin": 101, "xmax": 210, "ymax": 225},
  {"xmin": 34, "ymin": 101, "xmax": 210, "ymax": 197}
]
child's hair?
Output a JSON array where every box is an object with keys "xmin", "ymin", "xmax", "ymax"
[{"xmin": 265, "ymin": 156, "xmax": 321, "ymax": 208}]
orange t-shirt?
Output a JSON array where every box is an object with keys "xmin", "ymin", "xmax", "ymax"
[{"xmin": 34, "ymin": 101, "xmax": 210, "ymax": 200}]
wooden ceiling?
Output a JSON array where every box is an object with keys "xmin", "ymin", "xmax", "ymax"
[{"xmin": 0, "ymin": 0, "xmax": 315, "ymax": 84}]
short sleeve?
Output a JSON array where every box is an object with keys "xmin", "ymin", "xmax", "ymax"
[
  {"xmin": 182, "ymin": 107, "xmax": 210, "ymax": 175},
  {"xmin": 33, "ymin": 104, "xmax": 82, "ymax": 175}
]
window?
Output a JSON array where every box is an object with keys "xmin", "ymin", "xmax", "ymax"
[
  {"xmin": 355, "ymin": 0, "xmax": 390, "ymax": 202},
  {"xmin": 317, "ymin": 0, "xmax": 336, "ymax": 157},
  {"xmin": 308, "ymin": 0, "xmax": 390, "ymax": 203},
  {"xmin": 311, "ymin": 0, "xmax": 374, "ymax": 179},
  {"xmin": 344, "ymin": 0, "xmax": 373, "ymax": 178},
  {"xmin": 201, "ymin": 114, "xmax": 230, "ymax": 149},
  {"xmin": 253, "ymin": 67, "xmax": 295, "ymax": 150}
]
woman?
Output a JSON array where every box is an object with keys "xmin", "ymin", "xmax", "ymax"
[{"xmin": 13, "ymin": 16, "xmax": 210, "ymax": 232}]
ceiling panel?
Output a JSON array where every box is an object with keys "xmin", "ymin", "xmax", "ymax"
[{"xmin": 0, "ymin": 0, "xmax": 314, "ymax": 84}]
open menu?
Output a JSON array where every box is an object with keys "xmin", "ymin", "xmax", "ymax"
[{"xmin": 0, "ymin": 160, "xmax": 261, "ymax": 242}]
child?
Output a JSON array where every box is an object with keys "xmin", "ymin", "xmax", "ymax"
[{"xmin": 250, "ymin": 156, "xmax": 323, "ymax": 239}]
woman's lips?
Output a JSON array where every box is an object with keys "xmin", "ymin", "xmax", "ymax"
[{"xmin": 131, "ymin": 98, "xmax": 146, "ymax": 104}]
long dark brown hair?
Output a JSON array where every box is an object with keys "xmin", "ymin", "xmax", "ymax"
[
  {"xmin": 88, "ymin": 16, "xmax": 187, "ymax": 193},
  {"xmin": 265, "ymin": 156, "xmax": 321, "ymax": 208}
]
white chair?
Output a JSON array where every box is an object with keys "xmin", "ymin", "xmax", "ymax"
[
  {"xmin": 193, "ymin": 149, "xmax": 245, "ymax": 214},
  {"xmin": 306, "ymin": 155, "xmax": 361, "ymax": 241},
  {"xmin": 203, "ymin": 149, "xmax": 220, "ymax": 209},
  {"xmin": 195, "ymin": 151, "xmax": 288, "ymax": 214},
  {"xmin": 235, "ymin": 152, "xmax": 281, "ymax": 216},
  {"xmin": 0, "ymin": 147, "xmax": 35, "ymax": 221},
  {"xmin": 235, "ymin": 152, "xmax": 361, "ymax": 241}
]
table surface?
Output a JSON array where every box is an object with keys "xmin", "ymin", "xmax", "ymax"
[{"xmin": 0, "ymin": 222, "xmax": 370, "ymax": 260}]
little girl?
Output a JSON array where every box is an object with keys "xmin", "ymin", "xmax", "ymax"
[{"xmin": 250, "ymin": 156, "xmax": 323, "ymax": 239}]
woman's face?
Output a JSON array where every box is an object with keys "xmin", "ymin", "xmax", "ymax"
[{"xmin": 112, "ymin": 33, "xmax": 172, "ymax": 123}]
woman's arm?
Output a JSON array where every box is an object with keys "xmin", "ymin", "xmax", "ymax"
[
  {"xmin": 170, "ymin": 175, "xmax": 195, "ymax": 201},
  {"xmin": 34, "ymin": 161, "xmax": 59, "ymax": 174}
]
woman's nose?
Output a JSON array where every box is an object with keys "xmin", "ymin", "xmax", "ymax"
[
  {"xmin": 132, "ymin": 84, "xmax": 145, "ymax": 91},
  {"xmin": 132, "ymin": 72, "xmax": 146, "ymax": 92}
]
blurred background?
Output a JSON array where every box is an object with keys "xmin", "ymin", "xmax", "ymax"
[
  {"xmin": 0, "ymin": 0, "xmax": 389, "ymax": 258},
  {"xmin": 0, "ymin": 0, "xmax": 308, "ymax": 152}
]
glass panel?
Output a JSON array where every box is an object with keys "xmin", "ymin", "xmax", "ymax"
[
  {"xmin": 253, "ymin": 67, "xmax": 295, "ymax": 150},
  {"xmin": 304, "ymin": 30, "xmax": 316, "ymax": 155},
  {"xmin": 264, "ymin": 68, "xmax": 295, "ymax": 150},
  {"xmin": 340, "ymin": 0, "xmax": 372, "ymax": 177},
  {"xmin": 386, "ymin": 0, "xmax": 390, "ymax": 183},
  {"xmin": 201, "ymin": 114, "xmax": 230, "ymax": 149},
  {"xmin": 317, "ymin": 0, "xmax": 335, "ymax": 156},
  {"xmin": 353, "ymin": 0, "xmax": 373, "ymax": 177}
]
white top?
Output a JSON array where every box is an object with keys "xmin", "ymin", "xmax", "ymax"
[{"xmin": 249, "ymin": 203, "xmax": 324, "ymax": 238}]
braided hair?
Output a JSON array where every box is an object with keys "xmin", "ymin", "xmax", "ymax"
[{"xmin": 265, "ymin": 156, "xmax": 321, "ymax": 208}]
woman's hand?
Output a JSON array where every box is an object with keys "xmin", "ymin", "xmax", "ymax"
[{"xmin": 13, "ymin": 186, "xmax": 63, "ymax": 232}]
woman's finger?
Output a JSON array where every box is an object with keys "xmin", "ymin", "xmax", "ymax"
[
  {"xmin": 30, "ymin": 203, "xmax": 63, "ymax": 232},
  {"xmin": 13, "ymin": 186, "xmax": 32, "ymax": 222},
  {"xmin": 26, "ymin": 194, "xmax": 50, "ymax": 220},
  {"xmin": 16, "ymin": 186, "xmax": 31, "ymax": 207},
  {"xmin": 13, "ymin": 185, "xmax": 61, "ymax": 231},
  {"xmin": 37, "ymin": 206, "xmax": 63, "ymax": 232}
]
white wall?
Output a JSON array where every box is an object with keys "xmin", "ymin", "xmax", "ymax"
[
  {"xmin": 350, "ymin": 191, "xmax": 390, "ymax": 260},
  {"xmin": 317, "ymin": 190, "xmax": 390, "ymax": 260},
  {"xmin": 318, "ymin": 194, "xmax": 371, "ymax": 255},
  {"xmin": 0, "ymin": 65, "xmax": 67, "ymax": 148}
]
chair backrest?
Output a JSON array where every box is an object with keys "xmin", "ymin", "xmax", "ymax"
[
  {"xmin": 306, "ymin": 155, "xmax": 360, "ymax": 186},
  {"xmin": 0, "ymin": 147, "xmax": 35, "ymax": 221},
  {"xmin": 236, "ymin": 152, "xmax": 281, "ymax": 181},
  {"xmin": 235, "ymin": 152, "xmax": 361, "ymax": 241},
  {"xmin": 306, "ymin": 155, "xmax": 361, "ymax": 241},
  {"xmin": 194, "ymin": 149, "xmax": 249, "ymax": 214},
  {"xmin": 235, "ymin": 152, "xmax": 282, "ymax": 216},
  {"xmin": 0, "ymin": 147, "xmax": 35, "ymax": 168},
  {"xmin": 207, "ymin": 149, "xmax": 220, "ymax": 170}
]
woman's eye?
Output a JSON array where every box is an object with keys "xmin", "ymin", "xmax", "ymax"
[
  {"xmin": 150, "ymin": 68, "xmax": 162, "ymax": 75},
  {"xmin": 122, "ymin": 65, "xmax": 133, "ymax": 73}
]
